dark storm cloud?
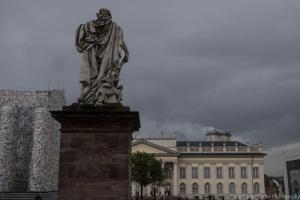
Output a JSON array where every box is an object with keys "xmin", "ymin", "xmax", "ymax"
[{"xmin": 1, "ymin": 0, "xmax": 300, "ymax": 175}]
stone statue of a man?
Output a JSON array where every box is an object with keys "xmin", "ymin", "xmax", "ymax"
[{"xmin": 75, "ymin": 8, "xmax": 129, "ymax": 106}]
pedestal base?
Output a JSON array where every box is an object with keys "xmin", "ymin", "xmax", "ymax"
[{"xmin": 51, "ymin": 104, "xmax": 140, "ymax": 200}]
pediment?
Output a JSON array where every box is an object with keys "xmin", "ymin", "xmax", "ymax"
[{"xmin": 132, "ymin": 139, "xmax": 177, "ymax": 154}]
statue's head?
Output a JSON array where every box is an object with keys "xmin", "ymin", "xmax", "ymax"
[{"xmin": 95, "ymin": 8, "xmax": 112, "ymax": 26}]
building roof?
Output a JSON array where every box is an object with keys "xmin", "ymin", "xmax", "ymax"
[
  {"xmin": 177, "ymin": 141, "xmax": 247, "ymax": 147},
  {"xmin": 132, "ymin": 139, "xmax": 265, "ymax": 156}
]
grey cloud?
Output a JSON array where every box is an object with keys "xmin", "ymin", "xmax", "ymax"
[
  {"xmin": 138, "ymin": 115, "xmax": 214, "ymax": 140},
  {"xmin": 1, "ymin": 0, "xmax": 300, "ymax": 176}
]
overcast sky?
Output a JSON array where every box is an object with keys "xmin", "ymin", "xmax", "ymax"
[{"xmin": 1, "ymin": 0, "xmax": 300, "ymax": 176}]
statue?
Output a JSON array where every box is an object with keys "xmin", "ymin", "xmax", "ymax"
[{"xmin": 75, "ymin": 8, "xmax": 129, "ymax": 106}]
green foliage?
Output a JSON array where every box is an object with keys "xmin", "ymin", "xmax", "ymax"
[{"xmin": 131, "ymin": 151, "xmax": 166, "ymax": 187}]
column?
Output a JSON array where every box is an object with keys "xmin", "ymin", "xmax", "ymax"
[
  {"xmin": 173, "ymin": 162, "xmax": 178, "ymax": 196},
  {"xmin": 198, "ymin": 164, "xmax": 204, "ymax": 194},
  {"xmin": 211, "ymin": 164, "xmax": 216, "ymax": 195},
  {"xmin": 161, "ymin": 185, "xmax": 164, "ymax": 197},
  {"xmin": 224, "ymin": 164, "xmax": 230, "ymax": 195},
  {"xmin": 186, "ymin": 163, "xmax": 191, "ymax": 195},
  {"xmin": 223, "ymin": 164, "xmax": 229, "ymax": 195},
  {"xmin": 160, "ymin": 161, "xmax": 165, "ymax": 197},
  {"xmin": 259, "ymin": 164, "xmax": 265, "ymax": 194},
  {"xmin": 147, "ymin": 185, "xmax": 151, "ymax": 196},
  {"xmin": 248, "ymin": 163, "xmax": 253, "ymax": 194},
  {"xmin": 132, "ymin": 183, "xmax": 136, "ymax": 197}
]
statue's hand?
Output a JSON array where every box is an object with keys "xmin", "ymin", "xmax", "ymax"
[{"xmin": 85, "ymin": 35, "xmax": 99, "ymax": 44}]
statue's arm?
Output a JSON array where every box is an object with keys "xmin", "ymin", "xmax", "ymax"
[
  {"xmin": 75, "ymin": 22, "xmax": 96, "ymax": 53},
  {"xmin": 117, "ymin": 26, "xmax": 129, "ymax": 66},
  {"xmin": 75, "ymin": 24, "xmax": 87, "ymax": 53},
  {"xmin": 121, "ymin": 41, "xmax": 129, "ymax": 63}
]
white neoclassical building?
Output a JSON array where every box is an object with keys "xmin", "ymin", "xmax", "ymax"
[{"xmin": 131, "ymin": 130, "xmax": 266, "ymax": 199}]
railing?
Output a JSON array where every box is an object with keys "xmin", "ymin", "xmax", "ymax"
[
  {"xmin": 190, "ymin": 147, "xmax": 199, "ymax": 152},
  {"xmin": 177, "ymin": 146, "xmax": 261, "ymax": 153},
  {"xmin": 238, "ymin": 147, "xmax": 248, "ymax": 152},
  {"xmin": 177, "ymin": 147, "xmax": 187, "ymax": 152},
  {"xmin": 226, "ymin": 147, "xmax": 235, "ymax": 152},
  {"xmin": 214, "ymin": 147, "xmax": 223, "ymax": 152},
  {"xmin": 202, "ymin": 147, "xmax": 212, "ymax": 152}
]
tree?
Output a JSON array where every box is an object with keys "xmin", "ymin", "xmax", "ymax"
[{"xmin": 131, "ymin": 151, "xmax": 165, "ymax": 200}]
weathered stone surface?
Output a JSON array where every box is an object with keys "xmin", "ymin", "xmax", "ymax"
[
  {"xmin": 0, "ymin": 106, "xmax": 19, "ymax": 191},
  {"xmin": 51, "ymin": 104, "xmax": 139, "ymax": 200},
  {"xmin": 0, "ymin": 90, "xmax": 65, "ymax": 193}
]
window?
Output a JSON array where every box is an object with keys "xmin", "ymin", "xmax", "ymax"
[
  {"xmin": 192, "ymin": 183, "xmax": 199, "ymax": 194},
  {"xmin": 164, "ymin": 166, "xmax": 172, "ymax": 179},
  {"xmin": 253, "ymin": 183, "xmax": 260, "ymax": 194},
  {"xmin": 241, "ymin": 167, "xmax": 247, "ymax": 178},
  {"xmin": 229, "ymin": 167, "xmax": 235, "ymax": 178},
  {"xmin": 180, "ymin": 183, "xmax": 186, "ymax": 194},
  {"xmin": 216, "ymin": 167, "xmax": 223, "ymax": 178},
  {"xmin": 204, "ymin": 167, "xmax": 210, "ymax": 178},
  {"xmin": 192, "ymin": 167, "xmax": 198, "ymax": 178},
  {"xmin": 180, "ymin": 167, "xmax": 186, "ymax": 179},
  {"xmin": 253, "ymin": 167, "xmax": 259, "ymax": 178},
  {"xmin": 204, "ymin": 183, "xmax": 211, "ymax": 194},
  {"xmin": 241, "ymin": 183, "xmax": 248, "ymax": 194},
  {"xmin": 229, "ymin": 183, "xmax": 235, "ymax": 194},
  {"xmin": 217, "ymin": 183, "xmax": 223, "ymax": 194}
]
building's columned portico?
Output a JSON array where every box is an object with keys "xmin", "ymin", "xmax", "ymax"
[{"xmin": 131, "ymin": 130, "xmax": 266, "ymax": 199}]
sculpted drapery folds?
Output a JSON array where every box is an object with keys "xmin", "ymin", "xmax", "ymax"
[{"xmin": 75, "ymin": 8, "xmax": 129, "ymax": 105}]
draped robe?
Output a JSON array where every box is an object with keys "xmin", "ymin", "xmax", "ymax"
[{"xmin": 75, "ymin": 20, "xmax": 124, "ymax": 105}]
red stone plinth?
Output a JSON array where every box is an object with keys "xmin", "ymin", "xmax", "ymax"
[{"xmin": 51, "ymin": 104, "xmax": 140, "ymax": 200}]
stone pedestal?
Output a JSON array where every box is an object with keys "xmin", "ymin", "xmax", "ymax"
[{"xmin": 51, "ymin": 104, "xmax": 140, "ymax": 200}]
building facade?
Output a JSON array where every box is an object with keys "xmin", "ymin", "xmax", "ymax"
[
  {"xmin": 0, "ymin": 90, "xmax": 65, "ymax": 198},
  {"xmin": 282, "ymin": 146, "xmax": 300, "ymax": 198},
  {"xmin": 132, "ymin": 130, "xmax": 266, "ymax": 199}
]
